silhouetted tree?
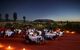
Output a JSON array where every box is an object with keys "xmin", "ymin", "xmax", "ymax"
[
  {"xmin": 5, "ymin": 13, "xmax": 9, "ymax": 21},
  {"xmin": 23, "ymin": 16, "xmax": 26, "ymax": 22},
  {"xmin": 13, "ymin": 12, "xmax": 17, "ymax": 21},
  {"xmin": 0, "ymin": 13, "xmax": 2, "ymax": 21}
]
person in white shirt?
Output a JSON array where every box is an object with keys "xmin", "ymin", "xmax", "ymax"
[
  {"xmin": 5, "ymin": 29, "xmax": 14, "ymax": 37},
  {"xmin": 37, "ymin": 30, "xmax": 42, "ymax": 36},
  {"xmin": 45, "ymin": 30, "xmax": 54, "ymax": 39},
  {"xmin": 26, "ymin": 29, "xmax": 43, "ymax": 43},
  {"xmin": 58, "ymin": 31, "xmax": 64, "ymax": 37}
]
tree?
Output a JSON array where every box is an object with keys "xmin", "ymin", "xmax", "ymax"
[
  {"xmin": 5, "ymin": 13, "xmax": 9, "ymax": 21},
  {"xmin": 0, "ymin": 13, "xmax": 2, "ymax": 21},
  {"xmin": 23, "ymin": 16, "xmax": 26, "ymax": 22},
  {"xmin": 13, "ymin": 12, "xmax": 17, "ymax": 21}
]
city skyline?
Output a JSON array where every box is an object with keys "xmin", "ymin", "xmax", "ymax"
[{"xmin": 0, "ymin": 0, "xmax": 80, "ymax": 21}]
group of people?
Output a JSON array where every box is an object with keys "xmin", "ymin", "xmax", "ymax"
[
  {"xmin": 0, "ymin": 27, "xmax": 64, "ymax": 44},
  {"xmin": 0, "ymin": 27, "xmax": 22, "ymax": 38},
  {"xmin": 25, "ymin": 28, "xmax": 64, "ymax": 43}
]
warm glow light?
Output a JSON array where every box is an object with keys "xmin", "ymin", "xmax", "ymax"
[
  {"xmin": 71, "ymin": 31, "xmax": 75, "ymax": 34},
  {"xmin": 8, "ymin": 46, "xmax": 11, "ymax": 49},
  {"xmin": 0, "ymin": 44, "xmax": 4, "ymax": 48},
  {"xmin": 23, "ymin": 48, "xmax": 26, "ymax": 50},
  {"xmin": 6, "ymin": 45, "xmax": 14, "ymax": 50},
  {"xmin": 66, "ymin": 31, "xmax": 70, "ymax": 33}
]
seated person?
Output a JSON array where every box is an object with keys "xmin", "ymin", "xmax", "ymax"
[{"xmin": 5, "ymin": 29, "xmax": 14, "ymax": 37}]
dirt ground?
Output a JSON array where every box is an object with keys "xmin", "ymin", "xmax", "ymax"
[{"xmin": 0, "ymin": 33, "xmax": 80, "ymax": 50}]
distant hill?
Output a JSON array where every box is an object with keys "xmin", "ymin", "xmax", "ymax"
[{"xmin": 33, "ymin": 19, "xmax": 54, "ymax": 23}]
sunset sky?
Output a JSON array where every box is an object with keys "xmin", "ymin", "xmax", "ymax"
[{"xmin": 0, "ymin": 0, "xmax": 80, "ymax": 21}]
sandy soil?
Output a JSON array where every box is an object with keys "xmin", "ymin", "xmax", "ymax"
[{"xmin": 0, "ymin": 33, "xmax": 80, "ymax": 50}]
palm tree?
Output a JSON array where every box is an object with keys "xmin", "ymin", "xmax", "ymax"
[
  {"xmin": 13, "ymin": 12, "xmax": 17, "ymax": 21},
  {"xmin": 5, "ymin": 13, "xmax": 9, "ymax": 21},
  {"xmin": 0, "ymin": 13, "xmax": 2, "ymax": 21},
  {"xmin": 23, "ymin": 16, "xmax": 26, "ymax": 22}
]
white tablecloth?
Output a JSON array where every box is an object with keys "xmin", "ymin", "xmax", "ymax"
[
  {"xmin": 45, "ymin": 33, "xmax": 56, "ymax": 38},
  {"xmin": 29, "ymin": 35, "xmax": 43, "ymax": 42}
]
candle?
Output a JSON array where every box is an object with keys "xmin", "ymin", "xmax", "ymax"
[
  {"xmin": 66, "ymin": 30, "xmax": 70, "ymax": 33},
  {"xmin": 71, "ymin": 31, "xmax": 75, "ymax": 34},
  {"xmin": 0, "ymin": 44, "xmax": 4, "ymax": 48},
  {"xmin": 23, "ymin": 48, "xmax": 26, "ymax": 50},
  {"xmin": 6, "ymin": 45, "xmax": 14, "ymax": 50}
]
